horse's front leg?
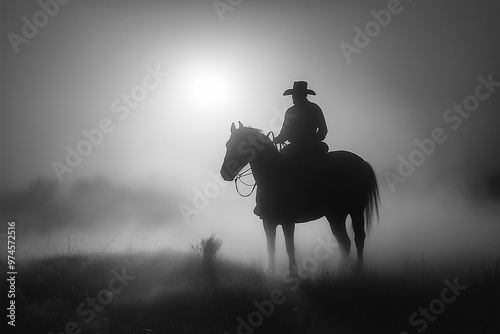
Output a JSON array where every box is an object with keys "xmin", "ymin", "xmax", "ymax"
[
  {"xmin": 282, "ymin": 222, "xmax": 298, "ymax": 275},
  {"xmin": 263, "ymin": 220, "xmax": 277, "ymax": 274}
]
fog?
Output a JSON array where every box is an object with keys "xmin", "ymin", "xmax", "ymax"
[
  {"xmin": 1, "ymin": 0, "xmax": 500, "ymax": 273},
  {"xmin": 2, "ymin": 171, "xmax": 499, "ymax": 273}
]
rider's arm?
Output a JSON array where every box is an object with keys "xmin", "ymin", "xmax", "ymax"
[
  {"xmin": 274, "ymin": 108, "xmax": 294, "ymax": 143},
  {"xmin": 316, "ymin": 106, "xmax": 328, "ymax": 141},
  {"xmin": 274, "ymin": 126, "xmax": 287, "ymax": 144}
]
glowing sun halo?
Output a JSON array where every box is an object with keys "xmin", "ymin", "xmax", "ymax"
[{"xmin": 187, "ymin": 72, "xmax": 228, "ymax": 108}]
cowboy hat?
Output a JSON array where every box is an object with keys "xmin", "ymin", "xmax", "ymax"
[{"xmin": 283, "ymin": 81, "xmax": 316, "ymax": 96}]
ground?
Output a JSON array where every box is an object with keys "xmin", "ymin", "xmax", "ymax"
[{"xmin": 1, "ymin": 249, "xmax": 499, "ymax": 334}]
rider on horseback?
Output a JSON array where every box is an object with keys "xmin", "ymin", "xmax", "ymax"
[
  {"xmin": 274, "ymin": 81, "xmax": 329, "ymax": 157},
  {"xmin": 253, "ymin": 81, "xmax": 329, "ymax": 218}
]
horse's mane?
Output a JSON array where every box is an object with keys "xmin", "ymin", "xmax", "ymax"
[
  {"xmin": 239, "ymin": 126, "xmax": 274, "ymax": 143},
  {"xmin": 241, "ymin": 125, "xmax": 263, "ymax": 133}
]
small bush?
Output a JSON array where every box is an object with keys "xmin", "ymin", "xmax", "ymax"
[
  {"xmin": 191, "ymin": 234, "xmax": 223, "ymax": 289},
  {"xmin": 191, "ymin": 234, "xmax": 223, "ymax": 265}
]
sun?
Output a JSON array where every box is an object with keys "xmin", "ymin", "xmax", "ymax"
[
  {"xmin": 164, "ymin": 60, "xmax": 242, "ymax": 127},
  {"xmin": 188, "ymin": 72, "xmax": 228, "ymax": 108},
  {"xmin": 175, "ymin": 61, "xmax": 236, "ymax": 112}
]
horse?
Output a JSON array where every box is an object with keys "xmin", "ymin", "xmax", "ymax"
[{"xmin": 220, "ymin": 121, "xmax": 380, "ymax": 274}]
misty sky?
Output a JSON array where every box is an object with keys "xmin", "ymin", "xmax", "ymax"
[{"xmin": 1, "ymin": 0, "xmax": 500, "ymax": 267}]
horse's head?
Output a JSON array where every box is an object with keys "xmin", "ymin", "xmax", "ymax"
[{"xmin": 220, "ymin": 121, "xmax": 273, "ymax": 181}]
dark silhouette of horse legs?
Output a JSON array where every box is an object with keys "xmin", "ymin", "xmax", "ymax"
[
  {"xmin": 263, "ymin": 221, "xmax": 277, "ymax": 273},
  {"xmin": 282, "ymin": 223, "xmax": 298, "ymax": 274},
  {"xmin": 351, "ymin": 209, "xmax": 366, "ymax": 268},
  {"xmin": 326, "ymin": 208, "xmax": 366, "ymax": 270},
  {"xmin": 264, "ymin": 221, "xmax": 298, "ymax": 275},
  {"xmin": 326, "ymin": 212, "xmax": 351, "ymax": 269},
  {"xmin": 264, "ymin": 211, "xmax": 366, "ymax": 275}
]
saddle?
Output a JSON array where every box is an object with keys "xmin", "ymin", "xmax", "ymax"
[
  {"xmin": 280, "ymin": 141, "xmax": 329, "ymax": 176},
  {"xmin": 277, "ymin": 141, "xmax": 331, "ymax": 199},
  {"xmin": 280, "ymin": 141, "xmax": 328, "ymax": 156}
]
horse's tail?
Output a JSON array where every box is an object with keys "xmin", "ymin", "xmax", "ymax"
[{"xmin": 363, "ymin": 161, "xmax": 380, "ymax": 232}]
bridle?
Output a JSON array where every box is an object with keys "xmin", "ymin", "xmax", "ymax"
[
  {"xmin": 234, "ymin": 166, "xmax": 256, "ymax": 197},
  {"xmin": 233, "ymin": 131, "xmax": 285, "ymax": 197}
]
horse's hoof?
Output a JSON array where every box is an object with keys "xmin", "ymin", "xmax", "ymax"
[{"xmin": 283, "ymin": 269, "xmax": 300, "ymax": 281}]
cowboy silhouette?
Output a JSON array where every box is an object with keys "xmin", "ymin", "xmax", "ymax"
[
  {"xmin": 274, "ymin": 81, "xmax": 328, "ymax": 157},
  {"xmin": 252, "ymin": 81, "xmax": 329, "ymax": 218}
]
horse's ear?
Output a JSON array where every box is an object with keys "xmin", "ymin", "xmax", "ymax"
[
  {"xmin": 238, "ymin": 121, "xmax": 244, "ymax": 129},
  {"xmin": 230, "ymin": 122, "xmax": 236, "ymax": 134}
]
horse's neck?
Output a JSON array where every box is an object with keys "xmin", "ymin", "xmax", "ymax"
[{"xmin": 250, "ymin": 145, "xmax": 280, "ymax": 185}]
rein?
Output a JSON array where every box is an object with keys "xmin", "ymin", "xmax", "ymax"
[
  {"xmin": 266, "ymin": 131, "xmax": 286, "ymax": 152},
  {"xmin": 235, "ymin": 167, "xmax": 256, "ymax": 197},
  {"xmin": 233, "ymin": 131, "xmax": 283, "ymax": 197}
]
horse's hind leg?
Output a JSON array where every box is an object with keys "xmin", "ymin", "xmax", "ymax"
[
  {"xmin": 351, "ymin": 210, "xmax": 366, "ymax": 268},
  {"xmin": 282, "ymin": 223, "xmax": 297, "ymax": 275},
  {"xmin": 326, "ymin": 212, "xmax": 350, "ymax": 269},
  {"xmin": 263, "ymin": 220, "xmax": 277, "ymax": 274}
]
